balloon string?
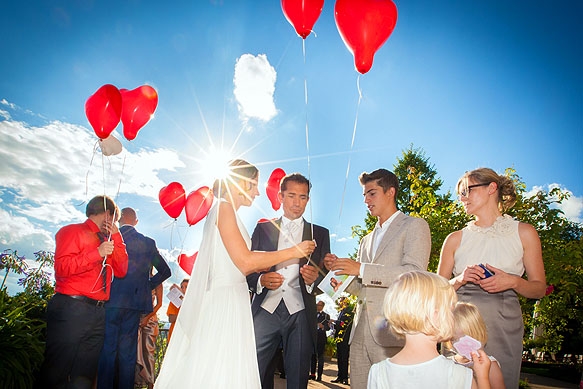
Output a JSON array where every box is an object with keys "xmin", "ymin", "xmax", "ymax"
[
  {"xmin": 84, "ymin": 141, "xmax": 100, "ymax": 204},
  {"xmin": 113, "ymin": 153, "xmax": 127, "ymax": 202},
  {"xmin": 338, "ymin": 75, "xmax": 363, "ymax": 221},
  {"xmin": 302, "ymin": 38, "xmax": 314, "ymax": 240}
]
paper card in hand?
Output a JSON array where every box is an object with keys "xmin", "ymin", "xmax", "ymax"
[
  {"xmin": 453, "ymin": 335, "xmax": 482, "ymax": 360},
  {"xmin": 167, "ymin": 284, "xmax": 185, "ymax": 308}
]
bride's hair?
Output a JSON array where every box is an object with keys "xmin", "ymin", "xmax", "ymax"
[{"xmin": 212, "ymin": 159, "xmax": 258, "ymax": 199}]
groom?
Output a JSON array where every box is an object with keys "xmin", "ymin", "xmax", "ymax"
[{"xmin": 248, "ymin": 173, "xmax": 330, "ymax": 389}]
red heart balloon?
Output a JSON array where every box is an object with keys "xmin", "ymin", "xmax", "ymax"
[
  {"xmin": 335, "ymin": 0, "xmax": 398, "ymax": 74},
  {"xmin": 281, "ymin": 0, "xmax": 324, "ymax": 39},
  {"xmin": 266, "ymin": 168, "xmax": 286, "ymax": 211},
  {"xmin": 120, "ymin": 85, "xmax": 158, "ymax": 141},
  {"xmin": 185, "ymin": 186, "xmax": 214, "ymax": 226},
  {"xmin": 85, "ymin": 84, "xmax": 122, "ymax": 139},
  {"xmin": 178, "ymin": 251, "xmax": 198, "ymax": 275},
  {"xmin": 159, "ymin": 182, "xmax": 186, "ymax": 219}
]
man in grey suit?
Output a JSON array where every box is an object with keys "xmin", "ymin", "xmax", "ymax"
[{"xmin": 324, "ymin": 168, "xmax": 431, "ymax": 388}]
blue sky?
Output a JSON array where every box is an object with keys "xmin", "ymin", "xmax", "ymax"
[{"xmin": 1, "ymin": 1, "xmax": 582, "ymax": 315}]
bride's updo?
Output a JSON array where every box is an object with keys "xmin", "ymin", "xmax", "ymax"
[{"xmin": 212, "ymin": 159, "xmax": 259, "ymax": 199}]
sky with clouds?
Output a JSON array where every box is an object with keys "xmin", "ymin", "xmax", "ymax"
[{"xmin": 1, "ymin": 1, "xmax": 581, "ymax": 316}]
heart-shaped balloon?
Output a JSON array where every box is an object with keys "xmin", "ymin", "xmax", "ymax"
[
  {"xmin": 185, "ymin": 186, "xmax": 214, "ymax": 226},
  {"xmin": 266, "ymin": 168, "xmax": 286, "ymax": 211},
  {"xmin": 335, "ymin": 0, "xmax": 398, "ymax": 74},
  {"xmin": 178, "ymin": 251, "xmax": 198, "ymax": 275},
  {"xmin": 159, "ymin": 182, "xmax": 186, "ymax": 219},
  {"xmin": 85, "ymin": 84, "xmax": 122, "ymax": 139},
  {"xmin": 99, "ymin": 134, "xmax": 123, "ymax": 156},
  {"xmin": 281, "ymin": 0, "xmax": 324, "ymax": 39},
  {"xmin": 120, "ymin": 85, "xmax": 158, "ymax": 141}
]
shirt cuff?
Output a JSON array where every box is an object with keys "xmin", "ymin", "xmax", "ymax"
[
  {"xmin": 306, "ymin": 283, "xmax": 314, "ymax": 294},
  {"xmin": 256, "ymin": 275, "xmax": 264, "ymax": 294},
  {"xmin": 359, "ymin": 263, "xmax": 366, "ymax": 279}
]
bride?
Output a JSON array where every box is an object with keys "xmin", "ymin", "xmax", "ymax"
[{"xmin": 155, "ymin": 159, "xmax": 316, "ymax": 388}]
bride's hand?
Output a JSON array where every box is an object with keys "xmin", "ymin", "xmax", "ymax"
[{"xmin": 297, "ymin": 240, "xmax": 316, "ymax": 257}]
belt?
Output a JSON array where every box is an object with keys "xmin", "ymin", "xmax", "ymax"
[{"xmin": 59, "ymin": 293, "xmax": 106, "ymax": 307}]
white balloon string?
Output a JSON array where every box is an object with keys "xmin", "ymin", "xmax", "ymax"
[
  {"xmin": 302, "ymin": 38, "xmax": 314, "ymax": 240},
  {"xmin": 338, "ymin": 74, "xmax": 363, "ymax": 221},
  {"xmin": 113, "ymin": 152, "xmax": 127, "ymax": 202},
  {"xmin": 85, "ymin": 141, "xmax": 99, "ymax": 201}
]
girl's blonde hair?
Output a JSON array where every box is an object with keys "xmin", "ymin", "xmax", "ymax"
[
  {"xmin": 383, "ymin": 271, "xmax": 457, "ymax": 342},
  {"xmin": 453, "ymin": 302, "xmax": 488, "ymax": 345},
  {"xmin": 456, "ymin": 167, "xmax": 517, "ymax": 212}
]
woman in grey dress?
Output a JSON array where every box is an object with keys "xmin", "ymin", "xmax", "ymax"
[{"xmin": 438, "ymin": 167, "xmax": 546, "ymax": 388}]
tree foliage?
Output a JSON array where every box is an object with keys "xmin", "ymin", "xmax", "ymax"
[{"xmin": 0, "ymin": 250, "xmax": 55, "ymax": 389}]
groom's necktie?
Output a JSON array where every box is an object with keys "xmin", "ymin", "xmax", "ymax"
[{"xmin": 276, "ymin": 221, "xmax": 301, "ymax": 270}]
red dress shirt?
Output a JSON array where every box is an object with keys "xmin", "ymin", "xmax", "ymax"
[{"xmin": 54, "ymin": 219, "xmax": 128, "ymax": 301}]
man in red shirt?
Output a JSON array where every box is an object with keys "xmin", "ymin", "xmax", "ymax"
[{"xmin": 39, "ymin": 195, "xmax": 128, "ymax": 389}]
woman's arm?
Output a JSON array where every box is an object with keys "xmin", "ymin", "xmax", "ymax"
[
  {"xmin": 438, "ymin": 231, "xmax": 465, "ymax": 290},
  {"xmin": 217, "ymin": 202, "xmax": 315, "ymax": 275}
]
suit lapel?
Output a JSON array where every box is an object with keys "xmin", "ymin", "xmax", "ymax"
[{"xmin": 301, "ymin": 218, "xmax": 313, "ymax": 241}]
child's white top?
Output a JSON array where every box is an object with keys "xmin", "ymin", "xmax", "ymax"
[{"xmin": 368, "ymin": 355, "xmax": 473, "ymax": 389}]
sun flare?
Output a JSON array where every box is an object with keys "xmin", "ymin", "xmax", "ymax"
[{"xmin": 199, "ymin": 146, "xmax": 233, "ymax": 184}]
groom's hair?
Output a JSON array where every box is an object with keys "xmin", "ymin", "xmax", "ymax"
[{"xmin": 280, "ymin": 173, "xmax": 312, "ymax": 195}]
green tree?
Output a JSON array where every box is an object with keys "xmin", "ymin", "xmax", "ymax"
[
  {"xmin": 503, "ymin": 169, "xmax": 583, "ymax": 355},
  {"xmin": 0, "ymin": 250, "xmax": 55, "ymax": 389},
  {"xmin": 393, "ymin": 145, "xmax": 444, "ymax": 215}
]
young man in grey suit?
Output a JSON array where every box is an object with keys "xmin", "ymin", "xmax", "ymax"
[
  {"xmin": 324, "ymin": 169, "xmax": 431, "ymax": 388},
  {"xmin": 247, "ymin": 173, "xmax": 330, "ymax": 389}
]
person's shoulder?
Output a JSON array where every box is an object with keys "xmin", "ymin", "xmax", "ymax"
[
  {"xmin": 311, "ymin": 223, "xmax": 329, "ymax": 233},
  {"xmin": 57, "ymin": 221, "xmax": 88, "ymax": 236},
  {"xmin": 401, "ymin": 212, "xmax": 428, "ymax": 225}
]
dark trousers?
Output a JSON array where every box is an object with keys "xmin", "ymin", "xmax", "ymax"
[
  {"xmin": 310, "ymin": 335, "xmax": 326, "ymax": 377},
  {"xmin": 98, "ymin": 307, "xmax": 141, "ymax": 389},
  {"xmin": 336, "ymin": 340, "xmax": 350, "ymax": 380},
  {"xmin": 39, "ymin": 294, "xmax": 106, "ymax": 389},
  {"xmin": 254, "ymin": 301, "xmax": 313, "ymax": 389}
]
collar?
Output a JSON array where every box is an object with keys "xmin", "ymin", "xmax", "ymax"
[
  {"xmin": 281, "ymin": 216, "xmax": 303, "ymax": 229},
  {"xmin": 84, "ymin": 218, "xmax": 101, "ymax": 233},
  {"xmin": 376, "ymin": 210, "xmax": 401, "ymax": 230}
]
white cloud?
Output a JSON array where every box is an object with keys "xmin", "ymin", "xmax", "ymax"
[
  {"xmin": 0, "ymin": 207, "xmax": 55, "ymax": 250},
  {"xmin": 0, "ymin": 108, "xmax": 186, "ymax": 252},
  {"xmin": 526, "ymin": 184, "xmax": 583, "ymax": 223},
  {"xmin": 233, "ymin": 53, "xmax": 278, "ymax": 122}
]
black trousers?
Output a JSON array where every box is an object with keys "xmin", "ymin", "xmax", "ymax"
[
  {"xmin": 39, "ymin": 294, "xmax": 106, "ymax": 389},
  {"xmin": 336, "ymin": 340, "xmax": 350, "ymax": 380},
  {"xmin": 311, "ymin": 335, "xmax": 326, "ymax": 377}
]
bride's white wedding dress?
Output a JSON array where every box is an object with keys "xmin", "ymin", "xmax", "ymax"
[{"xmin": 155, "ymin": 200, "xmax": 261, "ymax": 388}]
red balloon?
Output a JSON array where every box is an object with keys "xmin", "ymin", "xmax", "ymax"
[
  {"xmin": 281, "ymin": 0, "xmax": 324, "ymax": 39},
  {"xmin": 266, "ymin": 168, "xmax": 286, "ymax": 211},
  {"xmin": 185, "ymin": 186, "xmax": 214, "ymax": 226},
  {"xmin": 178, "ymin": 251, "xmax": 198, "ymax": 275},
  {"xmin": 85, "ymin": 84, "xmax": 122, "ymax": 139},
  {"xmin": 120, "ymin": 85, "xmax": 158, "ymax": 141},
  {"xmin": 159, "ymin": 182, "xmax": 186, "ymax": 219},
  {"xmin": 335, "ymin": 0, "xmax": 398, "ymax": 74}
]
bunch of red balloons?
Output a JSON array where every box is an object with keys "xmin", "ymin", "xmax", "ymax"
[
  {"xmin": 158, "ymin": 182, "xmax": 213, "ymax": 275},
  {"xmin": 281, "ymin": 0, "xmax": 398, "ymax": 75},
  {"xmin": 85, "ymin": 84, "xmax": 159, "ymax": 155},
  {"xmin": 158, "ymin": 182, "xmax": 214, "ymax": 226}
]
